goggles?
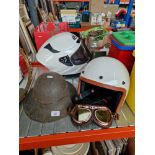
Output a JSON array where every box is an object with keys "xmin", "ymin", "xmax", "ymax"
[{"xmin": 69, "ymin": 104, "xmax": 119, "ymax": 128}]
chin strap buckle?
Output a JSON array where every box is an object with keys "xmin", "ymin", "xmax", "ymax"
[{"xmin": 112, "ymin": 113, "xmax": 119, "ymax": 120}]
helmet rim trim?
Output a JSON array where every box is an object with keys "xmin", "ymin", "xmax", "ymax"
[{"xmin": 78, "ymin": 76, "xmax": 126, "ymax": 113}]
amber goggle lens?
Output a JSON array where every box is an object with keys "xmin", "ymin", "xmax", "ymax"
[
  {"xmin": 95, "ymin": 109, "xmax": 111, "ymax": 123},
  {"xmin": 74, "ymin": 108, "xmax": 91, "ymax": 122}
]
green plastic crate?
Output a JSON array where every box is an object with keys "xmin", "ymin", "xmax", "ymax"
[{"xmin": 112, "ymin": 30, "xmax": 135, "ymax": 46}]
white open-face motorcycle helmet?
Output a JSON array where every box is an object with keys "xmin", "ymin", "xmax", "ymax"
[
  {"xmin": 78, "ymin": 57, "xmax": 130, "ymax": 113},
  {"xmin": 36, "ymin": 32, "xmax": 92, "ymax": 75}
]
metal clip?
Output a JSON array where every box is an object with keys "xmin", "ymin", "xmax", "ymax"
[{"xmin": 112, "ymin": 113, "xmax": 119, "ymax": 120}]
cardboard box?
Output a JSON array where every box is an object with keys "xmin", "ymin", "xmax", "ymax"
[
  {"xmin": 103, "ymin": 4, "xmax": 119, "ymax": 18},
  {"xmin": 60, "ymin": 10, "xmax": 77, "ymax": 23},
  {"xmin": 89, "ymin": 1, "xmax": 118, "ymax": 17},
  {"xmin": 61, "ymin": 15, "xmax": 76, "ymax": 23},
  {"xmin": 89, "ymin": 0, "xmax": 105, "ymax": 13}
]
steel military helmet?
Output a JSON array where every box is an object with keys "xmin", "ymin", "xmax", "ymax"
[
  {"xmin": 36, "ymin": 32, "xmax": 92, "ymax": 75},
  {"xmin": 78, "ymin": 57, "xmax": 130, "ymax": 113},
  {"xmin": 23, "ymin": 72, "xmax": 74, "ymax": 123}
]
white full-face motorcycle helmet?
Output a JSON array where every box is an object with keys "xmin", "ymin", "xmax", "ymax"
[
  {"xmin": 36, "ymin": 32, "xmax": 92, "ymax": 75},
  {"xmin": 77, "ymin": 57, "xmax": 130, "ymax": 113}
]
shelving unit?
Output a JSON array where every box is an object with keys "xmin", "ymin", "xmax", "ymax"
[
  {"xmin": 52, "ymin": 0, "xmax": 132, "ymax": 4},
  {"xmin": 53, "ymin": 0, "xmax": 89, "ymax": 2},
  {"xmin": 68, "ymin": 25, "xmax": 95, "ymax": 32},
  {"xmin": 19, "ymin": 0, "xmax": 135, "ymax": 152},
  {"xmin": 19, "ymin": 67, "xmax": 135, "ymax": 151},
  {"xmin": 52, "ymin": 0, "xmax": 134, "ymax": 28}
]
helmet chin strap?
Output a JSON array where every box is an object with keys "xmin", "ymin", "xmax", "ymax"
[
  {"xmin": 74, "ymin": 89, "xmax": 95, "ymax": 101},
  {"xmin": 80, "ymin": 89, "xmax": 95, "ymax": 99},
  {"xmin": 73, "ymin": 89, "xmax": 109, "ymax": 105}
]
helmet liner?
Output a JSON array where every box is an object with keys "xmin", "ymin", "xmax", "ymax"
[{"xmin": 78, "ymin": 79, "xmax": 124, "ymax": 113}]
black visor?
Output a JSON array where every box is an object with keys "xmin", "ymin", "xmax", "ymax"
[{"xmin": 71, "ymin": 43, "xmax": 91, "ymax": 65}]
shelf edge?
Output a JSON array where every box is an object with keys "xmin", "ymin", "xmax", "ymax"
[{"xmin": 20, "ymin": 126, "xmax": 135, "ymax": 150}]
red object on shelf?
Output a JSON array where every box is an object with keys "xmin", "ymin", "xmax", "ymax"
[
  {"xmin": 115, "ymin": 8, "xmax": 127, "ymax": 18},
  {"xmin": 34, "ymin": 22, "xmax": 69, "ymax": 50},
  {"xmin": 69, "ymin": 27, "xmax": 92, "ymax": 32},
  {"xmin": 108, "ymin": 36, "xmax": 135, "ymax": 73},
  {"xmin": 31, "ymin": 61, "xmax": 44, "ymax": 67},
  {"xmin": 20, "ymin": 126, "xmax": 135, "ymax": 150},
  {"xmin": 19, "ymin": 52, "xmax": 28, "ymax": 75}
]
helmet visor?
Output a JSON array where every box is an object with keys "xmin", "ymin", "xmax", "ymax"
[{"xmin": 71, "ymin": 43, "xmax": 91, "ymax": 65}]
